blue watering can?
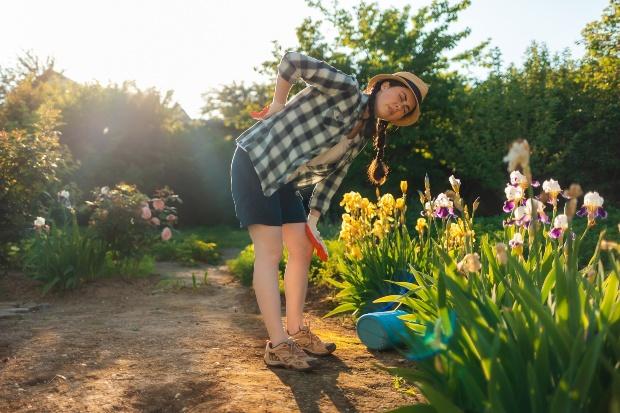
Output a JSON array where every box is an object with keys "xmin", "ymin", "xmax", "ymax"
[
  {"xmin": 356, "ymin": 309, "xmax": 409, "ymax": 350},
  {"xmin": 356, "ymin": 308, "xmax": 458, "ymax": 357}
]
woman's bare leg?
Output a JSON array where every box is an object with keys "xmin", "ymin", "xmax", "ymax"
[
  {"xmin": 247, "ymin": 224, "xmax": 288, "ymax": 346},
  {"xmin": 282, "ymin": 222, "xmax": 314, "ymax": 335}
]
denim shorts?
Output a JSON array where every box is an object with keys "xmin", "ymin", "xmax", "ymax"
[{"xmin": 230, "ymin": 145, "xmax": 307, "ymax": 229}]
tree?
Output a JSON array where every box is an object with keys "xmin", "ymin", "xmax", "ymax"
[
  {"xmin": 258, "ymin": 0, "xmax": 491, "ymax": 217},
  {"xmin": 0, "ymin": 106, "xmax": 76, "ymax": 257},
  {"xmin": 201, "ymin": 81, "xmax": 273, "ymax": 130}
]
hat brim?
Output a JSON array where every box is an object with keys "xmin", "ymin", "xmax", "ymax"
[{"xmin": 365, "ymin": 74, "xmax": 421, "ymax": 127}]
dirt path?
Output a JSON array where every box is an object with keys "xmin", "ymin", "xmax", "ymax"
[{"xmin": 0, "ymin": 249, "xmax": 421, "ymax": 412}]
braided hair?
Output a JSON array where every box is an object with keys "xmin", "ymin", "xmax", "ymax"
[{"xmin": 362, "ymin": 80, "xmax": 391, "ymax": 186}]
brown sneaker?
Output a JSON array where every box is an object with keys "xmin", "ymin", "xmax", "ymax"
[
  {"xmin": 264, "ymin": 339, "xmax": 315, "ymax": 371},
  {"xmin": 288, "ymin": 323, "xmax": 336, "ymax": 356}
]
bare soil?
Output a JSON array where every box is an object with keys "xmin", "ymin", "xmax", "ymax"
[{"xmin": 0, "ymin": 249, "xmax": 421, "ymax": 412}]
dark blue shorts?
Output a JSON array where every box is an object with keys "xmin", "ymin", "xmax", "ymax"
[{"xmin": 230, "ymin": 145, "xmax": 307, "ymax": 229}]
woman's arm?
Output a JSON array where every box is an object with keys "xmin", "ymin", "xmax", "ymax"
[
  {"xmin": 277, "ymin": 51, "xmax": 358, "ymax": 96},
  {"xmin": 259, "ymin": 51, "xmax": 356, "ymax": 119},
  {"xmin": 254, "ymin": 71, "xmax": 292, "ymax": 119},
  {"xmin": 309, "ymin": 208, "xmax": 321, "ymax": 218},
  {"xmin": 273, "ymin": 73, "xmax": 292, "ymax": 105}
]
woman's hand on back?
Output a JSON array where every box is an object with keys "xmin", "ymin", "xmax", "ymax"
[{"xmin": 250, "ymin": 100, "xmax": 285, "ymax": 120}]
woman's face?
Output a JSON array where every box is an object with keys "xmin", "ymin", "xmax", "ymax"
[{"xmin": 374, "ymin": 81, "xmax": 417, "ymax": 123}]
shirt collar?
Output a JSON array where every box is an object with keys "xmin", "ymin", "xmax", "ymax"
[{"xmin": 353, "ymin": 93, "xmax": 370, "ymax": 120}]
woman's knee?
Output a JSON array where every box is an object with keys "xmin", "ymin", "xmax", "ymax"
[
  {"xmin": 249, "ymin": 225, "xmax": 284, "ymax": 266},
  {"xmin": 285, "ymin": 236, "xmax": 314, "ymax": 263},
  {"xmin": 255, "ymin": 244, "xmax": 283, "ymax": 267}
]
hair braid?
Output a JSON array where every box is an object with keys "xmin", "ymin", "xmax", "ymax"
[{"xmin": 363, "ymin": 81, "xmax": 391, "ymax": 186}]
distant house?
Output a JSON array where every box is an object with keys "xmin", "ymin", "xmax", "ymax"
[{"xmin": 171, "ymin": 102, "xmax": 192, "ymax": 123}]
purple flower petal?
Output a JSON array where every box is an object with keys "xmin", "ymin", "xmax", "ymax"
[
  {"xmin": 435, "ymin": 208, "xmax": 448, "ymax": 219},
  {"xmin": 596, "ymin": 207, "xmax": 608, "ymax": 219},
  {"xmin": 503, "ymin": 201, "xmax": 515, "ymax": 213},
  {"xmin": 576, "ymin": 206, "xmax": 587, "ymax": 217},
  {"xmin": 549, "ymin": 227, "xmax": 563, "ymax": 239},
  {"xmin": 538, "ymin": 212, "xmax": 550, "ymax": 224},
  {"xmin": 518, "ymin": 215, "xmax": 531, "ymax": 228},
  {"xmin": 448, "ymin": 208, "xmax": 457, "ymax": 218},
  {"xmin": 518, "ymin": 214, "xmax": 530, "ymax": 225},
  {"xmin": 531, "ymin": 180, "xmax": 540, "ymax": 187}
]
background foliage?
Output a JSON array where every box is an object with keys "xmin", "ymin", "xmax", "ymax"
[{"xmin": 0, "ymin": 0, "xmax": 617, "ymax": 249}]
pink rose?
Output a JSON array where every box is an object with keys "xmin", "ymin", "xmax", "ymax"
[
  {"xmin": 166, "ymin": 214, "xmax": 177, "ymax": 223},
  {"xmin": 141, "ymin": 206, "xmax": 152, "ymax": 220},
  {"xmin": 152, "ymin": 198, "xmax": 165, "ymax": 211},
  {"xmin": 161, "ymin": 227, "xmax": 172, "ymax": 241},
  {"xmin": 151, "ymin": 217, "xmax": 161, "ymax": 226}
]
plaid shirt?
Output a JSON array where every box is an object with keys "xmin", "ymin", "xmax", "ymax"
[{"xmin": 235, "ymin": 51, "xmax": 370, "ymax": 216}]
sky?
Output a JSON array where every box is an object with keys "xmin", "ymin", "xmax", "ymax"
[{"xmin": 1, "ymin": 0, "xmax": 609, "ymax": 119}]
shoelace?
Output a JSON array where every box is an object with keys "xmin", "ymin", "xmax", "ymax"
[
  {"xmin": 297, "ymin": 324, "xmax": 319, "ymax": 346},
  {"xmin": 307, "ymin": 330, "xmax": 321, "ymax": 346},
  {"xmin": 284, "ymin": 341, "xmax": 296, "ymax": 362},
  {"xmin": 272, "ymin": 341, "xmax": 297, "ymax": 363},
  {"xmin": 284, "ymin": 340, "xmax": 309, "ymax": 362}
]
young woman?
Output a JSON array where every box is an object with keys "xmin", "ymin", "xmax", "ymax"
[{"xmin": 230, "ymin": 51, "xmax": 429, "ymax": 371}]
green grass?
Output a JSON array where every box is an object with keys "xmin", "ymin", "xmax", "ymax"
[
  {"xmin": 175, "ymin": 225, "xmax": 251, "ymax": 249},
  {"xmin": 179, "ymin": 222, "xmax": 338, "ymax": 248}
]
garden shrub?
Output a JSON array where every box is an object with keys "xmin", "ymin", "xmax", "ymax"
[
  {"xmin": 85, "ymin": 183, "xmax": 181, "ymax": 259},
  {"xmin": 0, "ymin": 107, "xmax": 76, "ymax": 265},
  {"xmin": 23, "ymin": 209, "xmax": 107, "ymax": 294},
  {"xmin": 149, "ymin": 234, "xmax": 221, "ymax": 266}
]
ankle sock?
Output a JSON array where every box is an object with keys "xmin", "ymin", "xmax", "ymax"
[{"xmin": 270, "ymin": 338, "xmax": 289, "ymax": 348}]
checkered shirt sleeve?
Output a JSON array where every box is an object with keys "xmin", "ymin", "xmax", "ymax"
[
  {"xmin": 308, "ymin": 158, "xmax": 354, "ymax": 216},
  {"xmin": 278, "ymin": 51, "xmax": 358, "ymax": 96}
]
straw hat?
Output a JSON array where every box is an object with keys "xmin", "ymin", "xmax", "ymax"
[{"xmin": 364, "ymin": 71, "xmax": 429, "ymax": 126}]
